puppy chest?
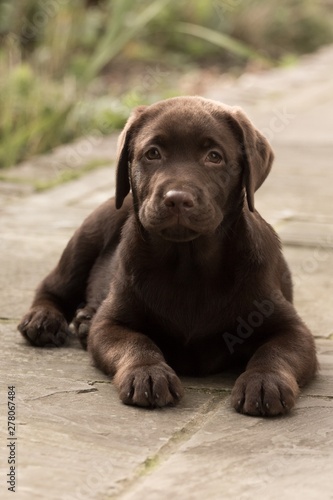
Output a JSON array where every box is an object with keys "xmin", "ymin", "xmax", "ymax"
[{"xmin": 137, "ymin": 279, "xmax": 235, "ymax": 340}]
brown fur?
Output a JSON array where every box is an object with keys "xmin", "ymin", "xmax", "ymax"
[{"xmin": 18, "ymin": 97, "xmax": 317, "ymax": 416}]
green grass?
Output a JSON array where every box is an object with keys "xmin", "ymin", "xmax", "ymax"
[
  {"xmin": 0, "ymin": 63, "xmax": 76, "ymax": 168},
  {"xmin": 0, "ymin": 0, "xmax": 172, "ymax": 169}
]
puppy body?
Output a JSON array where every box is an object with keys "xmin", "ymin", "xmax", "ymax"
[{"xmin": 19, "ymin": 97, "xmax": 317, "ymax": 416}]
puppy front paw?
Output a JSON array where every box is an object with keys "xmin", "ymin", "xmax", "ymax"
[
  {"xmin": 71, "ymin": 305, "xmax": 96, "ymax": 349},
  {"xmin": 231, "ymin": 370, "xmax": 299, "ymax": 417},
  {"xmin": 114, "ymin": 362, "xmax": 184, "ymax": 408},
  {"xmin": 18, "ymin": 307, "xmax": 69, "ymax": 347}
]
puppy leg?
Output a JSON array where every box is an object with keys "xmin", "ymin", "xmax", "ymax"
[
  {"xmin": 89, "ymin": 313, "xmax": 184, "ymax": 408},
  {"xmin": 18, "ymin": 197, "xmax": 129, "ymax": 347},
  {"xmin": 231, "ymin": 319, "xmax": 317, "ymax": 417},
  {"xmin": 18, "ymin": 217, "xmax": 104, "ymax": 347}
]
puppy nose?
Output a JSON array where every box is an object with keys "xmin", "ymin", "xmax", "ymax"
[{"xmin": 164, "ymin": 190, "xmax": 195, "ymax": 212}]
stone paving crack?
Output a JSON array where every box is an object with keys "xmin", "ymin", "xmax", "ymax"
[
  {"xmin": 184, "ymin": 386, "xmax": 232, "ymax": 394},
  {"xmin": 88, "ymin": 379, "xmax": 113, "ymax": 385},
  {"xmin": 110, "ymin": 393, "xmax": 226, "ymax": 499},
  {"xmin": 27, "ymin": 387, "xmax": 98, "ymax": 400}
]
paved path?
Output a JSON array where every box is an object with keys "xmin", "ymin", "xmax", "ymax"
[{"xmin": 1, "ymin": 46, "xmax": 333, "ymax": 499}]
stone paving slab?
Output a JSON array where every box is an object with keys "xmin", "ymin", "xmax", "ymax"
[
  {"xmin": 282, "ymin": 247, "xmax": 333, "ymax": 339},
  {"xmin": 0, "ymin": 135, "xmax": 118, "ymax": 201},
  {"xmin": 255, "ymin": 144, "xmax": 333, "ymax": 224}
]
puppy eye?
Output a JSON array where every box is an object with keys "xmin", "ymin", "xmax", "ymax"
[
  {"xmin": 145, "ymin": 148, "xmax": 161, "ymax": 160},
  {"xmin": 206, "ymin": 151, "xmax": 223, "ymax": 164}
]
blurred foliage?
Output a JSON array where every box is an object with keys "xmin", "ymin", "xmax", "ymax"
[{"xmin": 0, "ymin": 0, "xmax": 332, "ymax": 168}]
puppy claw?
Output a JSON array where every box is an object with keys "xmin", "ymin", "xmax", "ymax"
[
  {"xmin": 116, "ymin": 363, "xmax": 184, "ymax": 408},
  {"xmin": 77, "ymin": 310, "xmax": 92, "ymax": 321}
]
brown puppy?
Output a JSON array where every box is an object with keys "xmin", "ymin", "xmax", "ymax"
[{"xmin": 18, "ymin": 96, "xmax": 317, "ymax": 416}]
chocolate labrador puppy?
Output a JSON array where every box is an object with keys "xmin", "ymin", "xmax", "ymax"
[{"xmin": 18, "ymin": 96, "xmax": 317, "ymax": 416}]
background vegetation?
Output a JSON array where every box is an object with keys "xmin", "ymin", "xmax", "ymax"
[{"xmin": 0, "ymin": 0, "xmax": 333, "ymax": 168}]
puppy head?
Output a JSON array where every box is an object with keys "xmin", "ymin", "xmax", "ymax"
[{"xmin": 115, "ymin": 97, "xmax": 273, "ymax": 241}]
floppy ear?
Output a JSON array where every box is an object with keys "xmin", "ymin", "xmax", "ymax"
[
  {"xmin": 115, "ymin": 106, "xmax": 147, "ymax": 209},
  {"xmin": 229, "ymin": 107, "xmax": 274, "ymax": 212}
]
